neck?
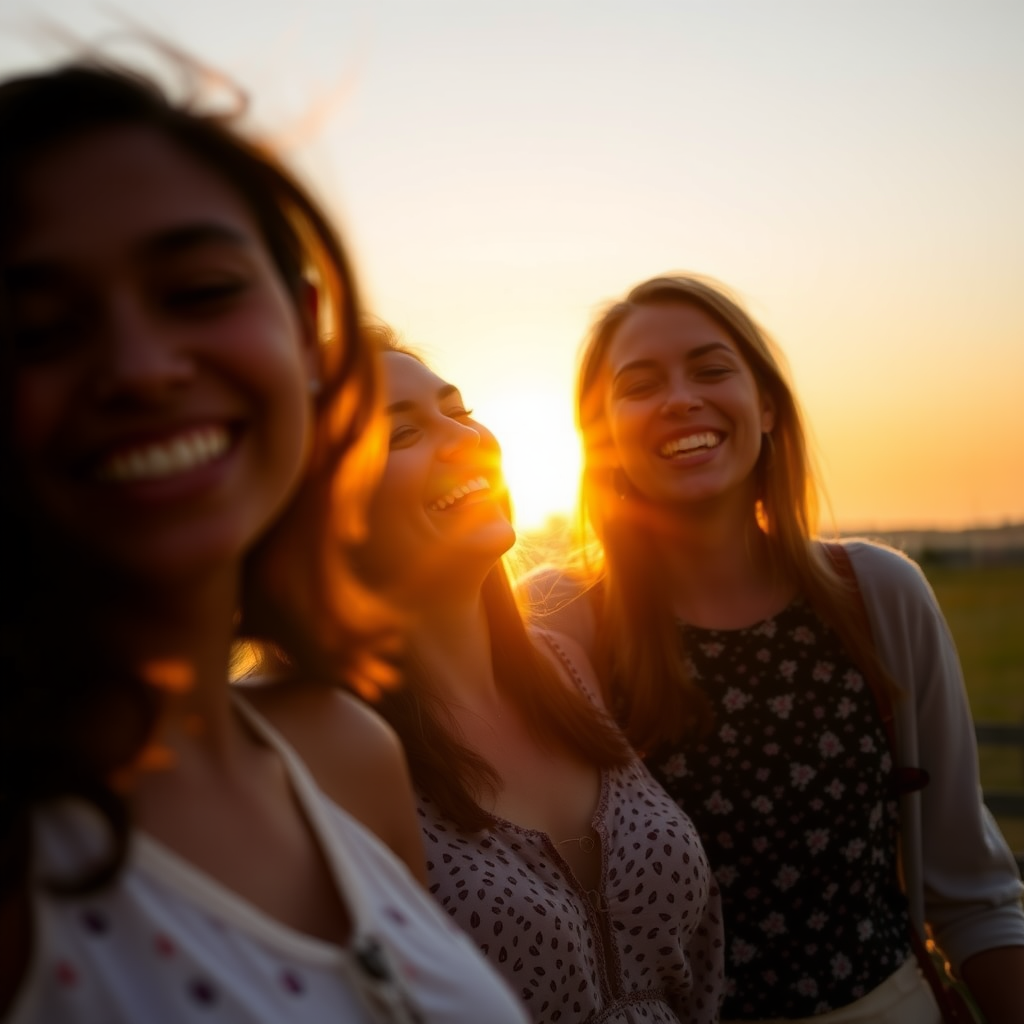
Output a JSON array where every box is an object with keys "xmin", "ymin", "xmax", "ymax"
[
  {"xmin": 95, "ymin": 565, "xmax": 244, "ymax": 757},
  {"xmin": 643, "ymin": 498, "xmax": 791, "ymax": 628},
  {"xmin": 403, "ymin": 586, "xmax": 500, "ymax": 711}
]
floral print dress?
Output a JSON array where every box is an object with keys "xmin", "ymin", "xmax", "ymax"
[{"xmin": 646, "ymin": 600, "xmax": 911, "ymax": 1020}]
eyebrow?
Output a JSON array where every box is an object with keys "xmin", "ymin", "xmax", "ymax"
[
  {"xmin": 143, "ymin": 222, "xmax": 253, "ymax": 258},
  {"xmin": 3, "ymin": 222, "xmax": 253, "ymax": 287},
  {"xmin": 611, "ymin": 342, "xmax": 734, "ymax": 381},
  {"xmin": 385, "ymin": 383, "xmax": 461, "ymax": 416}
]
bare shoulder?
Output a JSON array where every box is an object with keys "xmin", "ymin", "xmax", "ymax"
[
  {"xmin": 240, "ymin": 679, "xmax": 404, "ymax": 768},
  {"xmin": 517, "ymin": 565, "xmax": 599, "ymax": 656},
  {"xmin": 238, "ymin": 680, "xmax": 427, "ymax": 883}
]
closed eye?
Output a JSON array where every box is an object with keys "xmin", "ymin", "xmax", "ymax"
[
  {"xmin": 615, "ymin": 378, "xmax": 659, "ymax": 399},
  {"xmin": 8, "ymin": 288, "xmax": 89, "ymax": 362},
  {"xmin": 164, "ymin": 277, "xmax": 248, "ymax": 313},
  {"xmin": 12, "ymin": 317, "xmax": 86, "ymax": 361},
  {"xmin": 693, "ymin": 365, "xmax": 733, "ymax": 381},
  {"xmin": 388, "ymin": 424, "xmax": 420, "ymax": 449}
]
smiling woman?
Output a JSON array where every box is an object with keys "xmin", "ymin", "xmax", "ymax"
[
  {"xmin": 354, "ymin": 345, "xmax": 516, "ymax": 595},
  {"xmin": 525, "ymin": 271, "xmax": 1024, "ymax": 1024},
  {"xmin": 0, "ymin": 55, "xmax": 531, "ymax": 1024}
]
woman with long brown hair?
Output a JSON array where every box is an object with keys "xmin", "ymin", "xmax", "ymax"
[{"xmin": 527, "ymin": 273, "xmax": 1024, "ymax": 1024}]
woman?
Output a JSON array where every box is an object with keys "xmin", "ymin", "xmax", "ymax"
[
  {"xmin": 339, "ymin": 331, "xmax": 724, "ymax": 1024},
  {"xmin": 526, "ymin": 273, "xmax": 1024, "ymax": 1023},
  {"xmin": 0, "ymin": 58, "xmax": 528, "ymax": 1023}
]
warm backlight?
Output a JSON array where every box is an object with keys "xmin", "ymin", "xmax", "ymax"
[{"xmin": 482, "ymin": 397, "xmax": 581, "ymax": 531}]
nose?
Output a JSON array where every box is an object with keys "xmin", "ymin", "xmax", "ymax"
[
  {"xmin": 94, "ymin": 298, "xmax": 193, "ymax": 405},
  {"xmin": 661, "ymin": 372, "xmax": 703, "ymax": 415},
  {"xmin": 437, "ymin": 417, "xmax": 482, "ymax": 460}
]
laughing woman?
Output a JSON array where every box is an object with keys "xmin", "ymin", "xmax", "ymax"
[
  {"xmin": 344, "ymin": 330, "xmax": 724, "ymax": 1024},
  {"xmin": 525, "ymin": 273, "xmax": 1024, "ymax": 1024}
]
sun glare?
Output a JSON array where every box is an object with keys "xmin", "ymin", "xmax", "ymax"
[{"xmin": 482, "ymin": 396, "xmax": 581, "ymax": 532}]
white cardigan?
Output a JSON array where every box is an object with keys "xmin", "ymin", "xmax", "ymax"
[
  {"xmin": 524, "ymin": 538, "xmax": 1024, "ymax": 972},
  {"xmin": 843, "ymin": 539, "xmax": 1024, "ymax": 971}
]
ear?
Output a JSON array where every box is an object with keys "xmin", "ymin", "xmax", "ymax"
[
  {"xmin": 759, "ymin": 389, "xmax": 776, "ymax": 434},
  {"xmin": 297, "ymin": 280, "xmax": 321, "ymax": 381}
]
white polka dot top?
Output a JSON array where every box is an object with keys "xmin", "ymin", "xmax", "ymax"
[{"xmin": 8, "ymin": 702, "xmax": 529, "ymax": 1024}]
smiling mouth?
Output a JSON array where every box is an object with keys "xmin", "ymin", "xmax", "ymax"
[
  {"xmin": 97, "ymin": 426, "xmax": 232, "ymax": 482},
  {"xmin": 428, "ymin": 476, "xmax": 492, "ymax": 511},
  {"xmin": 660, "ymin": 432, "xmax": 722, "ymax": 458}
]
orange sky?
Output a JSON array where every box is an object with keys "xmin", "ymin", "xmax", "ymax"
[{"xmin": 3, "ymin": 1, "xmax": 1022, "ymax": 531}]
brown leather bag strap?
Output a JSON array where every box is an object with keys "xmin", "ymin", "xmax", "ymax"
[
  {"xmin": 824, "ymin": 543, "xmax": 929, "ymax": 796},
  {"xmin": 823, "ymin": 543, "xmax": 897, "ymax": 743},
  {"xmin": 823, "ymin": 542, "xmax": 977, "ymax": 1024}
]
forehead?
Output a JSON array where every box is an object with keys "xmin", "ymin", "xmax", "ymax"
[
  {"xmin": 381, "ymin": 351, "xmax": 452, "ymax": 404},
  {"xmin": 605, "ymin": 303, "xmax": 740, "ymax": 371},
  {"xmin": 7, "ymin": 124, "xmax": 262, "ymax": 268}
]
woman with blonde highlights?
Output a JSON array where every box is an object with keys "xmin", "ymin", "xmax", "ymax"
[{"xmin": 527, "ymin": 273, "xmax": 1024, "ymax": 1023}]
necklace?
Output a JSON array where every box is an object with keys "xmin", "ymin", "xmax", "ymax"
[{"xmin": 556, "ymin": 835, "xmax": 596, "ymax": 853}]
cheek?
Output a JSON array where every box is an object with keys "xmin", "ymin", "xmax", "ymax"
[
  {"xmin": 12, "ymin": 366, "xmax": 72, "ymax": 464},
  {"xmin": 359, "ymin": 466, "xmax": 425, "ymax": 574},
  {"xmin": 605, "ymin": 402, "xmax": 644, "ymax": 456},
  {"xmin": 243, "ymin": 306, "xmax": 316, "ymax": 451}
]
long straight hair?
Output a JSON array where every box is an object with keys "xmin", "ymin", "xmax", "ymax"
[
  {"xmin": 573, "ymin": 274, "xmax": 900, "ymax": 752},
  {"xmin": 378, "ymin": 563, "xmax": 633, "ymax": 831}
]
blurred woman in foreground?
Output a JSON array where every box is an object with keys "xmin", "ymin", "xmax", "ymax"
[{"xmin": 0, "ymin": 56, "xmax": 528, "ymax": 1024}]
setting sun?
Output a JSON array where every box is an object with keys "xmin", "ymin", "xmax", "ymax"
[
  {"xmin": 481, "ymin": 393, "xmax": 582, "ymax": 532},
  {"xmin": 6, "ymin": 4, "xmax": 1019, "ymax": 533}
]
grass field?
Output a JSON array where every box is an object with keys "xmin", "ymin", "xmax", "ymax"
[{"xmin": 921, "ymin": 561, "xmax": 1024, "ymax": 854}]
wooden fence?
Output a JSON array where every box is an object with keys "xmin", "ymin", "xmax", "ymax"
[{"xmin": 975, "ymin": 720, "xmax": 1024, "ymax": 875}]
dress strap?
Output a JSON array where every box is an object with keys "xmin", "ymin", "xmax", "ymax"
[
  {"xmin": 231, "ymin": 694, "xmax": 426, "ymax": 1024},
  {"xmin": 532, "ymin": 628, "xmax": 605, "ymax": 711}
]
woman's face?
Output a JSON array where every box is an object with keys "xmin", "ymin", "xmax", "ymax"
[
  {"xmin": 359, "ymin": 351, "xmax": 513, "ymax": 593},
  {"xmin": 5, "ymin": 125, "xmax": 317, "ymax": 585},
  {"xmin": 601, "ymin": 302, "xmax": 775, "ymax": 513}
]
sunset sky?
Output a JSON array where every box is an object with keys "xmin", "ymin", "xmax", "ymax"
[{"xmin": 3, "ymin": 0, "xmax": 1021, "ymax": 531}]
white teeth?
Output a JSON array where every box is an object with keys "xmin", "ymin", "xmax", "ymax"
[
  {"xmin": 99, "ymin": 426, "xmax": 230, "ymax": 482},
  {"xmin": 429, "ymin": 476, "xmax": 490, "ymax": 511},
  {"xmin": 661, "ymin": 432, "xmax": 721, "ymax": 458}
]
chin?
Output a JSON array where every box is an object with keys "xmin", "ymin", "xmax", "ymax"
[{"xmin": 468, "ymin": 518, "xmax": 517, "ymax": 560}]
